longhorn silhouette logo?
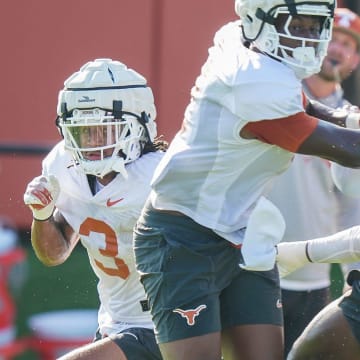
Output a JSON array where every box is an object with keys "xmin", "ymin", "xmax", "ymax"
[{"xmin": 173, "ymin": 304, "xmax": 207, "ymax": 326}]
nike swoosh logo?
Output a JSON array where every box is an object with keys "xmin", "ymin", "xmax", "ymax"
[{"xmin": 106, "ymin": 198, "xmax": 124, "ymax": 207}]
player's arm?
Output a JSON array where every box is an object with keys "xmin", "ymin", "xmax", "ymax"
[
  {"xmin": 305, "ymin": 98, "xmax": 346, "ymax": 126},
  {"xmin": 297, "ymin": 120, "xmax": 360, "ymax": 167},
  {"xmin": 276, "ymin": 226, "xmax": 360, "ymax": 278},
  {"xmin": 31, "ymin": 210, "xmax": 79, "ymax": 267},
  {"xmin": 242, "ymin": 111, "xmax": 360, "ymax": 168},
  {"xmin": 306, "ymin": 97, "xmax": 360, "ymax": 129},
  {"xmin": 24, "ymin": 175, "xmax": 79, "ymax": 266}
]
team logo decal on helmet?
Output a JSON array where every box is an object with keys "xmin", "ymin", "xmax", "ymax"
[
  {"xmin": 56, "ymin": 58, "xmax": 157, "ymax": 178},
  {"xmin": 234, "ymin": 0, "xmax": 336, "ymax": 79}
]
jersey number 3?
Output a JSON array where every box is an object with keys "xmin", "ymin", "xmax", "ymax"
[{"xmin": 79, "ymin": 218, "xmax": 130, "ymax": 279}]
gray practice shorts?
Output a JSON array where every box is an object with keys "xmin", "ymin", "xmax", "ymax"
[
  {"xmin": 134, "ymin": 202, "xmax": 283, "ymax": 344},
  {"xmin": 95, "ymin": 327, "xmax": 162, "ymax": 360}
]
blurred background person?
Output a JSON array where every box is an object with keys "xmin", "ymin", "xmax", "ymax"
[{"xmin": 0, "ymin": 217, "xmax": 27, "ymax": 356}]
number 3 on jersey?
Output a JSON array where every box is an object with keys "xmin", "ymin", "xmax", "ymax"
[{"xmin": 79, "ymin": 217, "xmax": 130, "ymax": 279}]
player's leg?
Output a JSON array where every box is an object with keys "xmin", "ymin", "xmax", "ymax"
[
  {"xmin": 287, "ymin": 295, "xmax": 360, "ymax": 359},
  {"xmin": 222, "ymin": 324, "xmax": 283, "ymax": 360},
  {"xmin": 57, "ymin": 337, "xmax": 126, "ymax": 360},
  {"xmin": 58, "ymin": 328, "xmax": 162, "ymax": 360},
  {"xmin": 159, "ymin": 332, "xmax": 222, "ymax": 360},
  {"xmin": 221, "ymin": 267, "xmax": 284, "ymax": 360},
  {"xmin": 288, "ymin": 270, "xmax": 360, "ymax": 359}
]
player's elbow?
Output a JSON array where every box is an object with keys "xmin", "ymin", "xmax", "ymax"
[
  {"xmin": 32, "ymin": 244, "xmax": 69, "ymax": 266},
  {"xmin": 35, "ymin": 251, "xmax": 67, "ymax": 267}
]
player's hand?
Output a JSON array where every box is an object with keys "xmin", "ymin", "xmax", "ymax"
[
  {"xmin": 23, "ymin": 175, "xmax": 60, "ymax": 221},
  {"xmin": 276, "ymin": 241, "xmax": 310, "ymax": 278}
]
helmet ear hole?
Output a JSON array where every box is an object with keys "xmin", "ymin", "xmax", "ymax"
[{"xmin": 246, "ymin": 14, "xmax": 253, "ymax": 23}]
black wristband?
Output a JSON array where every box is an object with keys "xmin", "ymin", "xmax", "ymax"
[{"xmin": 305, "ymin": 242, "xmax": 313, "ymax": 263}]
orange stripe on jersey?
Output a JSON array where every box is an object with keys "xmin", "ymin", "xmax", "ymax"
[{"xmin": 243, "ymin": 112, "xmax": 319, "ymax": 153}]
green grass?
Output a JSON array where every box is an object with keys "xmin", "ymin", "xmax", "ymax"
[
  {"xmin": 9, "ymin": 236, "xmax": 99, "ymax": 360},
  {"xmin": 330, "ymin": 263, "xmax": 345, "ymax": 299}
]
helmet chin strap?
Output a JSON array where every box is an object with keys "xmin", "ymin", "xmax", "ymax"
[
  {"xmin": 292, "ymin": 46, "xmax": 316, "ymax": 63},
  {"xmin": 280, "ymin": 44, "xmax": 321, "ymax": 79},
  {"xmin": 77, "ymin": 156, "xmax": 128, "ymax": 179},
  {"xmin": 111, "ymin": 157, "xmax": 128, "ymax": 179},
  {"xmin": 97, "ymin": 156, "xmax": 128, "ymax": 179}
]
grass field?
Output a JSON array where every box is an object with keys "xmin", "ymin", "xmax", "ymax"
[{"xmin": 10, "ymin": 235, "xmax": 99, "ymax": 360}]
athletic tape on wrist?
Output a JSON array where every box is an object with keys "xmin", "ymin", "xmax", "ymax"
[{"xmin": 345, "ymin": 113, "xmax": 360, "ymax": 129}]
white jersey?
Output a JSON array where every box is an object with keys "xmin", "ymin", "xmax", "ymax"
[
  {"xmin": 42, "ymin": 141, "xmax": 164, "ymax": 336},
  {"xmin": 150, "ymin": 21, "xmax": 302, "ymax": 240}
]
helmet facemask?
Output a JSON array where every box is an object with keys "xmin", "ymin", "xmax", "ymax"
[
  {"xmin": 237, "ymin": 1, "xmax": 335, "ymax": 79},
  {"xmin": 59, "ymin": 107, "xmax": 152, "ymax": 179}
]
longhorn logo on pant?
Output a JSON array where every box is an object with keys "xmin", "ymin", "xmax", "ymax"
[{"xmin": 173, "ymin": 304, "xmax": 207, "ymax": 326}]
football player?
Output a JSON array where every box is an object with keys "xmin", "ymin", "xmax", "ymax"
[
  {"xmin": 23, "ymin": 58, "xmax": 167, "ymax": 360},
  {"xmin": 133, "ymin": 1, "xmax": 360, "ymax": 359}
]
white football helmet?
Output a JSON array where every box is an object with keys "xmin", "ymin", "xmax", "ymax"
[
  {"xmin": 235, "ymin": 0, "xmax": 336, "ymax": 79},
  {"xmin": 56, "ymin": 58, "xmax": 157, "ymax": 178}
]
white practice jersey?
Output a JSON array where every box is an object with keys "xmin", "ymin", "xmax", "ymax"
[
  {"xmin": 151, "ymin": 21, "xmax": 303, "ymax": 240},
  {"xmin": 42, "ymin": 141, "xmax": 164, "ymax": 336}
]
